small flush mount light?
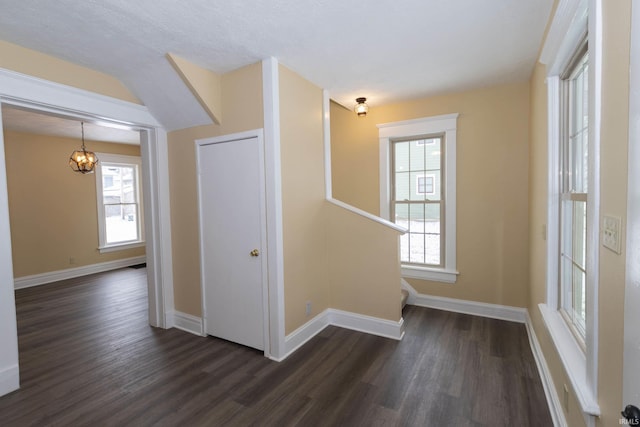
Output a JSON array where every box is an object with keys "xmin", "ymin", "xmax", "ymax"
[
  {"xmin": 354, "ymin": 97, "xmax": 369, "ymax": 117},
  {"xmin": 69, "ymin": 121, "xmax": 99, "ymax": 174}
]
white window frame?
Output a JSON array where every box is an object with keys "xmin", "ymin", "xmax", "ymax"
[
  {"xmin": 95, "ymin": 152, "xmax": 145, "ymax": 253},
  {"xmin": 379, "ymin": 114, "xmax": 458, "ymax": 283},
  {"xmin": 538, "ymin": 0, "xmax": 600, "ymax": 423}
]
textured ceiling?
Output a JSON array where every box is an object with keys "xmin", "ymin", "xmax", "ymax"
[
  {"xmin": 0, "ymin": 0, "xmax": 553, "ymax": 133},
  {"xmin": 2, "ymin": 106, "xmax": 140, "ymax": 145}
]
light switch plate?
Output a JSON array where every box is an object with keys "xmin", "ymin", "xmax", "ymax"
[{"xmin": 603, "ymin": 215, "xmax": 622, "ymax": 254}]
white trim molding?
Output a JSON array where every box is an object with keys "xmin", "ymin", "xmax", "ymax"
[
  {"xmin": 409, "ymin": 294, "xmax": 526, "ymax": 324},
  {"xmin": 0, "ymin": 364, "xmax": 19, "ymax": 397},
  {"xmin": 13, "ymin": 256, "xmax": 146, "ymax": 290},
  {"xmin": 539, "ymin": 304, "xmax": 600, "ymax": 416},
  {"xmin": 327, "ymin": 198, "xmax": 406, "ymax": 233},
  {"xmin": 169, "ymin": 311, "xmax": 205, "ymax": 336},
  {"xmin": 278, "ymin": 308, "xmax": 405, "ymax": 362},
  {"xmin": 261, "ymin": 57, "xmax": 286, "ymax": 361},
  {"xmin": 329, "ymin": 309, "xmax": 405, "ymax": 341},
  {"xmin": 378, "ymin": 113, "xmax": 459, "ymax": 284},
  {"xmin": 525, "ymin": 313, "xmax": 569, "ymax": 427}
]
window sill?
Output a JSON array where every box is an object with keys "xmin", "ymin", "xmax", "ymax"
[
  {"xmin": 98, "ymin": 241, "xmax": 146, "ymax": 254},
  {"xmin": 401, "ymin": 265, "xmax": 458, "ymax": 283},
  {"xmin": 538, "ymin": 303, "xmax": 600, "ymax": 419}
]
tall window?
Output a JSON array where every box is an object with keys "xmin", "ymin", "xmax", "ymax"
[
  {"xmin": 540, "ymin": 0, "xmax": 600, "ymax": 417},
  {"xmin": 392, "ymin": 136, "xmax": 443, "ymax": 266},
  {"xmin": 95, "ymin": 153, "xmax": 144, "ymax": 252},
  {"xmin": 378, "ymin": 114, "xmax": 458, "ymax": 283},
  {"xmin": 560, "ymin": 48, "xmax": 589, "ymax": 342}
]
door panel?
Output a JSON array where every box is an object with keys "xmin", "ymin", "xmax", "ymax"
[{"xmin": 198, "ymin": 136, "xmax": 265, "ymax": 351}]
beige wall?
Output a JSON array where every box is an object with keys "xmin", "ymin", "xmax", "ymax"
[
  {"xmin": 326, "ymin": 203, "xmax": 402, "ymax": 321},
  {"xmin": 331, "ymin": 82, "xmax": 531, "ymax": 308},
  {"xmin": 0, "ymin": 40, "xmax": 140, "ymax": 104},
  {"xmin": 167, "ymin": 62, "xmax": 264, "ymax": 316},
  {"xmin": 278, "ymin": 65, "xmax": 330, "ymax": 333},
  {"xmin": 527, "ymin": 1, "xmax": 632, "ymax": 426},
  {"xmin": 4, "ymin": 130, "xmax": 144, "ymax": 277}
]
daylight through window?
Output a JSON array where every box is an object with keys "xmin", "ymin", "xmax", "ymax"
[
  {"xmin": 392, "ymin": 136, "xmax": 443, "ymax": 267},
  {"xmin": 95, "ymin": 153, "xmax": 144, "ymax": 251}
]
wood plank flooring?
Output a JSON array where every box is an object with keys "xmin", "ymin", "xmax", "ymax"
[{"xmin": 0, "ymin": 268, "xmax": 553, "ymax": 426}]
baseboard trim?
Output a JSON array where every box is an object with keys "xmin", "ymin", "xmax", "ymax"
[
  {"xmin": 276, "ymin": 311, "xmax": 331, "ymax": 362},
  {"xmin": 401, "ymin": 280, "xmax": 527, "ymax": 323},
  {"xmin": 328, "ymin": 308, "xmax": 405, "ymax": 340},
  {"xmin": 171, "ymin": 311, "xmax": 205, "ymax": 336},
  {"xmin": 0, "ymin": 364, "xmax": 19, "ymax": 397},
  {"xmin": 278, "ymin": 308, "xmax": 404, "ymax": 362},
  {"xmin": 13, "ymin": 256, "xmax": 147, "ymax": 289},
  {"xmin": 525, "ymin": 312, "xmax": 568, "ymax": 427}
]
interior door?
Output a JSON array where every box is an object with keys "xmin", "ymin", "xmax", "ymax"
[{"xmin": 197, "ymin": 134, "xmax": 266, "ymax": 351}]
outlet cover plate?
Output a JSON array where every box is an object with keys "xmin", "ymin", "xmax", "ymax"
[{"xmin": 602, "ymin": 215, "xmax": 622, "ymax": 254}]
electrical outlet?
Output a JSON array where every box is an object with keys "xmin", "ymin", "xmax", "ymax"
[
  {"xmin": 69, "ymin": 257, "xmax": 76, "ymax": 265},
  {"xmin": 305, "ymin": 301, "xmax": 312, "ymax": 317},
  {"xmin": 602, "ymin": 215, "xmax": 622, "ymax": 254}
]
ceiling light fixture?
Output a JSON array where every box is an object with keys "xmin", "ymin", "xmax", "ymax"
[
  {"xmin": 69, "ymin": 122, "xmax": 99, "ymax": 174},
  {"xmin": 354, "ymin": 97, "xmax": 369, "ymax": 117}
]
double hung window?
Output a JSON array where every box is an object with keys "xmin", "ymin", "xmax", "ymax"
[
  {"xmin": 95, "ymin": 153, "xmax": 144, "ymax": 252},
  {"xmin": 378, "ymin": 114, "xmax": 458, "ymax": 283},
  {"xmin": 559, "ymin": 48, "xmax": 589, "ymax": 343},
  {"xmin": 392, "ymin": 136, "xmax": 443, "ymax": 267}
]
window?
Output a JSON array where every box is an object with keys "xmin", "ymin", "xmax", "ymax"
[
  {"xmin": 379, "ymin": 114, "xmax": 458, "ymax": 283},
  {"xmin": 560, "ymin": 48, "xmax": 589, "ymax": 343},
  {"xmin": 95, "ymin": 153, "xmax": 144, "ymax": 252},
  {"xmin": 538, "ymin": 0, "xmax": 600, "ymax": 419},
  {"xmin": 393, "ymin": 137, "xmax": 443, "ymax": 266}
]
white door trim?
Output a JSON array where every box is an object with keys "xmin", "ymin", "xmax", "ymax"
[
  {"xmin": 195, "ymin": 129, "xmax": 271, "ymax": 355},
  {"xmin": 262, "ymin": 57, "xmax": 286, "ymax": 360},
  {"xmin": 0, "ymin": 68, "xmax": 174, "ymax": 396}
]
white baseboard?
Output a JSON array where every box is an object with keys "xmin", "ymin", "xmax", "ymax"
[
  {"xmin": 525, "ymin": 312, "xmax": 568, "ymax": 427},
  {"xmin": 0, "ymin": 364, "xmax": 19, "ymax": 397},
  {"xmin": 328, "ymin": 308, "xmax": 405, "ymax": 340},
  {"xmin": 279, "ymin": 308, "xmax": 405, "ymax": 362},
  {"xmin": 13, "ymin": 256, "xmax": 147, "ymax": 289},
  {"xmin": 276, "ymin": 310, "xmax": 331, "ymax": 362},
  {"xmin": 170, "ymin": 311, "xmax": 205, "ymax": 336},
  {"xmin": 401, "ymin": 280, "xmax": 527, "ymax": 323}
]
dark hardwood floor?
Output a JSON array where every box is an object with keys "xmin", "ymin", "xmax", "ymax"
[{"xmin": 0, "ymin": 268, "xmax": 553, "ymax": 426}]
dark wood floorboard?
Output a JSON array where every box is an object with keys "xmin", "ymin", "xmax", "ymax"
[{"xmin": 0, "ymin": 268, "xmax": 553, "ymax": 426}]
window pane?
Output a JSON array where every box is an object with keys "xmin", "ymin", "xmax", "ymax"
[
  {"xmin": 425, "ymin": 203, "xmax": 441, "ymax": 265},
  {"xmin": 410, "ymin": 140, "xmax": 425, "ymax": 170},
  {"xmin": 409, "ymin": 203, "xmax": 425, "ymax": 233},
  {"xmin": 573, "ymin": 200, "xmax": 587, "ymax": 269},
  {"xmin": 395, "ymin": 172, "xmax": 410, "ymax": 201},
  {"xmin": 410, "ymin": 171, "xmax": 426, "ymax": 200},
  {"xmin": 573, "ymin": 265, "xmax": 586, "ymax": 334},
  {"xmin": 408, "ymin": 233, "xmax": 425, "ymax": 264},
  {"xmin": 394, "ymin": 141, "xmax": 410, "ymax": 175},
  {"xmin": 427, "ymin": 139, "xmax": 442, "ymax": 201},
  {"xmin": 105, "ymin": 204, "xmax": 138, "ymax": 244}
]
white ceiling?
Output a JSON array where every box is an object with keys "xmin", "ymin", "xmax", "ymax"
[
  {"xmin": 0, "ymin": 0, "xmax": 553, "ymax": 134},
  {"xmin": 2, "ymin": 106, "xmax": 140, "ymax": 145}
]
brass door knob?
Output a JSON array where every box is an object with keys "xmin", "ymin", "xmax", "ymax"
[{"xmin": 250, "ymin": 249, "xmax": 260, "ymax": 257}]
